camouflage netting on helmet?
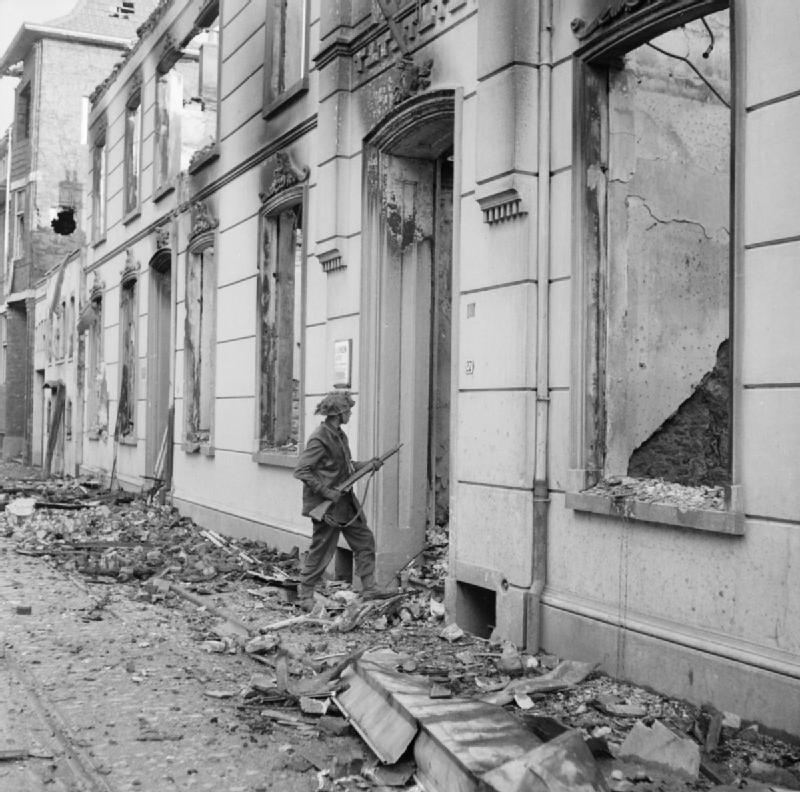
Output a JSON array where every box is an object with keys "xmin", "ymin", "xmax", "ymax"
[{"xmin": 314, "ymin": 391, "xmax": 355, "ymax": 416}]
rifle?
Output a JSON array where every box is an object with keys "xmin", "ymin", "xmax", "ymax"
[{"xmin": 308, "ymin": 443, "xmax": 402, "ymax": 521}]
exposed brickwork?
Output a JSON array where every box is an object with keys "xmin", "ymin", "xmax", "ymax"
[{"xmin": 628, "ymin": 339, "xmax": 730, "ymax": 487}]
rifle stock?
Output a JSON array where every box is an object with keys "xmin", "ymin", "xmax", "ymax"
[{"xmin": 308, "ymin": 443, "xmax": 402, "ymax": 521}]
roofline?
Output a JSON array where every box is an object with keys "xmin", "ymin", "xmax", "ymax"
[{"xmin": 0, "ymin": 24, "xmax": 133, "ymax": 75}]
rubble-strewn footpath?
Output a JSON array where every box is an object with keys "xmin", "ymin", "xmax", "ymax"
[{"xmin": 1, "ymin": 471, "xmax": 798, "ymax": 792}]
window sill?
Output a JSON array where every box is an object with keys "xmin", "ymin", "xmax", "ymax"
[
  {"xmin": 565, "ymin": 490, "xmax": 744, "ymax": 536},
  {"xmin": 263, "ymin": 77, "xmax": 308, "ymax": 119},
  {"xmin": 92, "ymin": 235, "xmax": 107, "ymax": 249},
  {"xmin": 183, "ymin": 441, "xmax": 215, "ymax": 457},
  {"xmin": 122, "ymin": 207, "xmax": 141, "ymax": 226},
  {"xmin": 253, "ymin": 449, "xmax": 298, "ymax": 468},
  {"xmin": 119, "ymin": 435, "xmax": 137, "ymax": 447},
  {"xmin": 153, "ymin": 181, "xmax": 175, "ymax": 203},
  {"xmin": 188, "ymin": 143, "xmax": 219, "ymax": 175}
]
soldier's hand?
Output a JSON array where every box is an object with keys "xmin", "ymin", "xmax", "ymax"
[
  {"xmin": 370, "ymin": 457, "xmax": 383, "ymax": 471},
  {"xmin": 324, "ymin": 487, "xmax": 341, "ymax": 502}
]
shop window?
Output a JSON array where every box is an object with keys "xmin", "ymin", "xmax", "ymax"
[
  {"xmin": 263, "ymin": 0, "xmax": 309, "ymax": 115},
  {"xmin": 569, "ymin": 3, "xmax": 735, "ymax": 526},
  {"xmin": 123, "ymin": 89, "xmax": 142, "ymax": 218},
  {"xmin": 117, "ymin": 276, "xmax": 137, "ymax": 438},
  {"xmin": 184, "ymin": 240, "xmax": 216, "ymax": 450},
  {"xmin": 91, "ymin": 130, "xmax": 107, "ymax": 240},
  {"xmin": 257, "ymin": 203, "xmax": 303, "ymax": 456}
]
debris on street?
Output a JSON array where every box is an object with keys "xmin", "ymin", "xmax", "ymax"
[{"xmin": 3, "ymin": 477, "xmax": 799, "ymax": 792}]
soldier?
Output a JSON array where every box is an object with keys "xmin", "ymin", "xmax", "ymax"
[{"xmin": 293, "ymin": 391, "xmax": 392, "ymax": 610}]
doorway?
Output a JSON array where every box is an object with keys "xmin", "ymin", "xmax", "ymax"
[
  {"xmin": 361, "ymin": 95, "xmax": 455, "ymax": 579},
  {"xmin": 146, "ymin": 250, "xmax": 172, "ymax": 481}
]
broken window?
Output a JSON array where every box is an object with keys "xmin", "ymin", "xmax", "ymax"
[
  {"xmin": 16, "ymin": 83, "xmax": 31, "ymax": 140},
  {"xmin": 572, "ymin": 4, "xmax": 732, "ymax": 502},
  {"xmin": 123, "ymin": 91, "xmax": 142, "ymax": 216},
  {"xmin": 185, "ymin": 12, "xmax": 219, "ymax": 172},
  {"xmin": 68, "ymin": 296, "xmax": 75, "ymax": 359},
  {"xmin": 91, "ymin": 131, "xmax": 107, "ymax": 240},
  {"xmin": 258, "ymin": 204, "xmax": 303, "ymax": 454},
  {"xmin": 13, "ymin": 189, "xmax": 25, "ymax": 260},
  {"xmin": 154, "ymin": 70, "xmax": 181, "ymax": 191},
  {"xmin": 184, "ymin": 242, "xmax": 216, "ymax": 448},
  {"xmin": 264, "ymin": 0, "xmax": 308, "ymax": 113},
  {"xmin": 118, "ymin": 276, "xmax": 137, "ymax": 438},
  {"xmin": 85, "ymin": 292, "xmax": 106, "ymax": 437}
]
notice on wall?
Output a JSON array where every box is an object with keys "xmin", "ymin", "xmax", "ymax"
[{"xmin": 333, "ymin": 339, "xmax": 351, "ymax": 388}]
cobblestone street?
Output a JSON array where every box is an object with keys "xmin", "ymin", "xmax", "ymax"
[{"xmin": 0, "ymin": 473, "xmax": 361, "ymax": 792}]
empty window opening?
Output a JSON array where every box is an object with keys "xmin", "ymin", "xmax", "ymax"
[
  {"xmin": 258, "ymin": 204, "xmax": 302, "ymax": 454},
  {"xmin": 453, "ymin": 582, "xmax": 496, "ymax": 640},
  {"xmin": 110, "ymin": 2, "xmax": 135, "ymax": 18},
  {"xmin": 579, "ymin": 7, "xmax": 731, "ymax": 505},
  {"xmin": 117, "ymin": 278, "xmax": 137, "ymax": 438},
  {"xmin": 184, "ymin": 244, "xmax": 216, "ymax": 446}
]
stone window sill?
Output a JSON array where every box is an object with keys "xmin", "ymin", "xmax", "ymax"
[
  {"xmin": 264, "ymin": 77, "xmax": 308, "ymax": 119},
  {"xmin": 565, "ymin": 490, "xmax": 744, "ymax": 535},
  {"xmin": 122, "ymin": 207, "xmax": 141, "ymax": 226},
  {"xmin": 92, "ymin": 235, "xmax": 107, "ymax": 249},
  {"xmin": 119, "ymin": 435, "xmax": 137, "ymax": 447},
  {"xmin": 153, "ymin": 181, "xmax": 175, "ymax": 203},
  {"xmin": 183, "ymin": 441, "xmax": 215, "ymax": 457},
  {"xmin": 253, "ymin": 449, "xmax": 298, "ymax": 468},
  {"xmin": 188, "ymin": 144, "xmax": 219, "ymax": 175}
]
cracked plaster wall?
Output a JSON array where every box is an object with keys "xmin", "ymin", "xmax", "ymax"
[{"xmin": 604, "ymin": 14, "xmax": 731, "ymax": 478}]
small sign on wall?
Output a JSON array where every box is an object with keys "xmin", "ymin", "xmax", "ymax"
[{"xmin": 333, "ymin": 339, "xmax": 352, "ymax": 388}]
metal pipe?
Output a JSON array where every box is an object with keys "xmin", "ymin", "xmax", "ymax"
[{"xmin": 528, "ymin": 0, "xmax": 554, "ymax": 650}]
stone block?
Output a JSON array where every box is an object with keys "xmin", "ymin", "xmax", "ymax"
[
  {"xmin": 618, "ymin": 720, "xmax": 700, "ymax": 780},
  {"xmin": 745, "ymin": 0, "xmax": 800, "ymax": 107},
  {"xmin": 741, "ymin": 242, "xmax": 800, "ymax": 384},
  {"xmin": 745, "ymin": 97, "xmax": 800, "ymax": 245}
]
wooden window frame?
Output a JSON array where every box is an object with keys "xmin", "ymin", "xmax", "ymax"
[{"xmin": 262, "ymin": 0, "xmax": 310, "ymax": 119}]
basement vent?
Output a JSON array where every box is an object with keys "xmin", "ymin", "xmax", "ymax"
[{"xmin": 109, "ymin": 1, "xmax": 135, "ymax": 18}]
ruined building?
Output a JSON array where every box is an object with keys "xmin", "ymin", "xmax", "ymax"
[
  {"xmin": 21, "ymin": 0, "xmax": 799, "ymax": 735},
  {"xmin": 0, "ymin": 0, "xmax": 158, "ymax": 466}
]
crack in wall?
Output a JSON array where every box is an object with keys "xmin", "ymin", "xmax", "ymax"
[{"xmin": 627, "ymin": 194, "xmax": 721, "ymax": 241}]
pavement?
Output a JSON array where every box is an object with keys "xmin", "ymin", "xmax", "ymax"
[{"xmin": 0, "ymin": 530, "xmax": 361, "ymax": 792}]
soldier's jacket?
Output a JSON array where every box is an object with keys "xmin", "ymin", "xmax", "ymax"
[{"xmin": 293, "ymin": 420, "xmax": 366, "ymax": 517}]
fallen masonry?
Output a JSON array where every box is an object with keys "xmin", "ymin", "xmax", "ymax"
[{"xmin": 2, "ymin": 477, "xmax": 800, "ymax": 791}]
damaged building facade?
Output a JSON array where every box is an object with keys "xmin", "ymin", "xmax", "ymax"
[
  {"xmin": 0, "ymin": 0, "xmax": 158, "ymax": 465},
  {"xmin": 74, "ymin": 0, "xmax": 800, "ymax": 734}
]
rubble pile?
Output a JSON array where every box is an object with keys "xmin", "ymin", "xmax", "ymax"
[
  {"xmin": 2, "ymin": 481, "xmax": 798, "ymax": 792},
  {"xmin": 2, "ymin": 479, "xmax": 299, "ymax": 588},
  {"xmin": 585, "ymin": 476, "xmax": 726, "ymax": 511}
]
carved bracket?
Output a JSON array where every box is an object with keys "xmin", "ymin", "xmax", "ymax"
[
  {"xmin": 89, "ymin": 273, "xmax": 105, "ymax": 304},
  {"xmin": 477, "ymin": 188, "xmax": 528, "ymax": 225},
  {"xmin": 259, "ymin": 150, "xmax": 309, "ymax": 215},
  {"xmin": 188, "ymin": 199, "xmax": 218, "ymax": 244},
  {"xmin": 393, "ymin": 53, "xmax": 433, "ymax": 106},
  {"xmin": 318, "ymin": 248, "xmax": 346, "ymax": 274},
  {"xmin": 155, "ymin": 223, "xmax": 171, "ymax": 251},
  {"xmin": 121, "ymin": 249, "xmax": 140, "ymax": 285},
  {"xmin": 157, "ymin": 33, "xmax": 182, "ymax": 74}
]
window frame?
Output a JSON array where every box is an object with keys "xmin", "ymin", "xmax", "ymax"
[
  {"xmin": 253, "ymin": 186, "xmax": 307, "ymax": 467},
  {"xmin": 123, "ymin": 86, "xmax": 143, "ymax": 222},
  {"xmin": 86, "ymin": 290, "xmax": 106, "ymax": 440},
  {"xmin": 91, "ymin": 127, "xmax": 108, "ymax": 244},
  {"xmin": 566, "ymin": 0, "xmax": 743, "ymax": 535},
  {"xmin": 262, "ymin": 0, "xmax": 310, "ymax": 118},
  {"xmin": 182, "ymin": 231, "xmax": 217, "ymax": 455},
  {"xmin": 16, "ymin": 82, "xmax": 31, "ymax": 140},
  {"xmin": 117, "ymin": 271, "xmax": 139, "ymax": 444},
  {"xmin": 187, "ymin": 3, "xmax": 221, "ymax": 175}
]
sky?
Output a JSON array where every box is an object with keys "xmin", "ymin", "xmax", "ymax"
[{"xmin": 0, "ymin": 0, "xmax": 76, "ymax": 132}]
